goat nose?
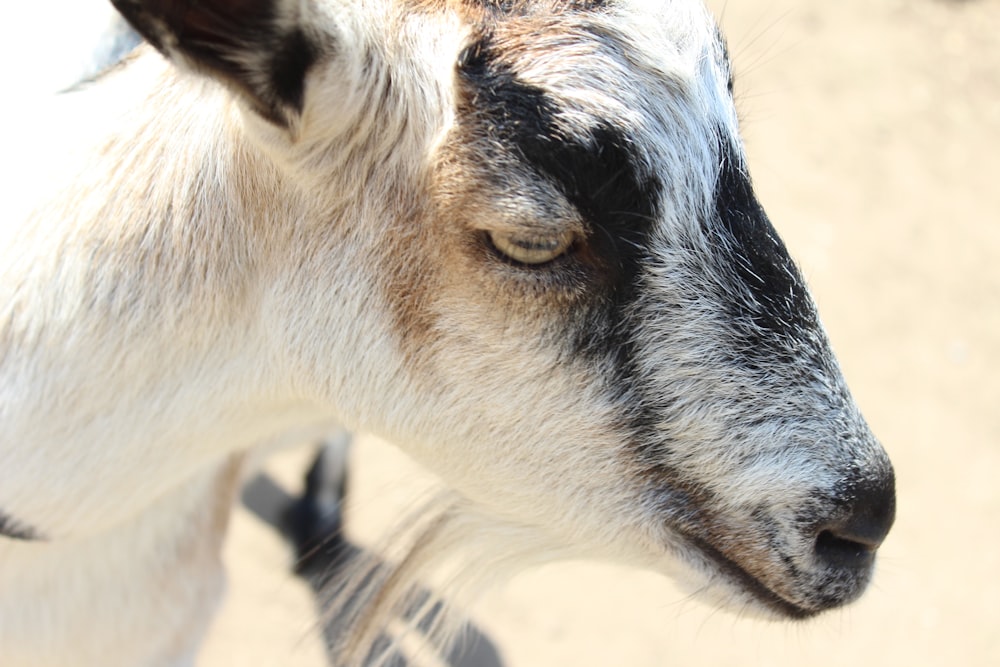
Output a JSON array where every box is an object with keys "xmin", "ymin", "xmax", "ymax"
[{"xmin": 813, "ymin": 471, "xmax": 896, "ymax": 569}]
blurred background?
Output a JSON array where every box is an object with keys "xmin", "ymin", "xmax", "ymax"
[{"xmin": 197, "ymin": 0, "xmax": 1000, "ymax": 665}]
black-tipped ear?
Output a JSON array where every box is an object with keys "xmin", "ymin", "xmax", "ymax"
[{"xmin": 111, "ymin": 0, "xmax": 319, "ymax": 125}]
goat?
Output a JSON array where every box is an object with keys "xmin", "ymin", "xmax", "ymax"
[{"xmin": 0, "ymin": 1, "xmax": 896, "ymax": 665}]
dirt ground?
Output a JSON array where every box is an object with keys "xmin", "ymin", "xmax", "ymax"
[{"xmin": 198, "ymin": 1, "xmax": 1000, "ymax": 665}]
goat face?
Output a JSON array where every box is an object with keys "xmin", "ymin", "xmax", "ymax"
[
  {"xmin": 114, "ymin": 0, "xmax": 894, "ymax": 619},
  {"xmin": 398, "ymin": 2, "xmax": 895, "ymax": 618}
]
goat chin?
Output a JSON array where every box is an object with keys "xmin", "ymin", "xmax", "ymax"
[{"xmin": 322, "ymin": 494, "xmax": 784, "ymax": 667}]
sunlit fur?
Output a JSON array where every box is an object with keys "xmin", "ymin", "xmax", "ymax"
[{"xmin": 0, "ymin": 1, "xmax": 893, "ymax": 665}]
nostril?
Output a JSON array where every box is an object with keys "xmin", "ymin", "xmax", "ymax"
[
  {"xmin": 814, "ymin": 528, "xmax": 876, "ymax": 568},
  {"xmin": 813, "ymin": 470, "xmax": 896, "ymax": 569}
]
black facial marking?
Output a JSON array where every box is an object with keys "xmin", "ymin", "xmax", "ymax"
[
  {"xmin": 0, "ymin": 510, "xmax": 40, "ymax": 541},
  {"xmin": 458, "ymin": 37, "xmax": 659, "ymax": 340},
  {"xmin": 713, "ymin": 140, "xmax": 817, "ymax": 339}
]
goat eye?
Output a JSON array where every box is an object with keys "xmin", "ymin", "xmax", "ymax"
[{"xmin": 488, "ymin": 230, "xmax": 575, "ymax": 265}]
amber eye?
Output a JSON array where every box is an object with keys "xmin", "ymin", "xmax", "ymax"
[{"xmin": 488, "ymin": 229, "xmax": 575, "ymax": 265}]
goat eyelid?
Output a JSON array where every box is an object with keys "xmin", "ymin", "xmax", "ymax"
[{"xmin": 487, "ymin": 228, "xmax": 577, "ymax": 266}]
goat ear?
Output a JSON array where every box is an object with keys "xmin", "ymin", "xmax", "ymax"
[{"xmin": 111, "ymin": 0, "xmax": 319, "ymax": 125}]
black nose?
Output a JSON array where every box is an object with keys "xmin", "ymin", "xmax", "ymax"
[{"xmin": 813, "ymin": 470, "xmax": 896, "ymax": 569}]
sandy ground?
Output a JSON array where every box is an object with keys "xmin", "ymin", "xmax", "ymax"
[{"xmin": 198, "ymin": 1, "xmax": 1000, "ymax": 665}]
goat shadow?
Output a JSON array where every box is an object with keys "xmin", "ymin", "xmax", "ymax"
[{"xmin": 241, "ymin": 473, "xmax": 505, "ymax": 667}]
